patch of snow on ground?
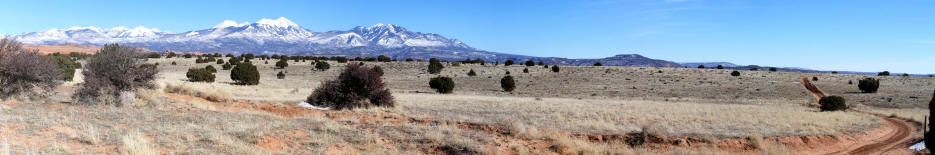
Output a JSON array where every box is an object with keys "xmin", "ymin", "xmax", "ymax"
[
  {"xmin": 298, "ymin": 101, "xmax": 331, "ymax": 110},
  {"xmin": 909, "ymin": 141, "xmax": 925, "ymax": 151}
]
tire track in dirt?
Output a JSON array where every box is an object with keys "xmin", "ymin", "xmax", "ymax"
[{"xmin": 797, "ymin": 76, "xmax": 917, "ymax": 154}]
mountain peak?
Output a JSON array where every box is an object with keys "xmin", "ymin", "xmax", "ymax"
[
  {"xmin": 256, "ymin": 17, "xmax": 299, "ymax": 28},
  {"xmin": 213, "ymin": 20, "xmax": 249, "ymax": 29}
]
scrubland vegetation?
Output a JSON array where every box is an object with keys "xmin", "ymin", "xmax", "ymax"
[{"xmin": 0, "ymin": 39, "xmax": 932, "ymax": 154}]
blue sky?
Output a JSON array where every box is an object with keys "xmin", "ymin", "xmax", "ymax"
[{"xmin": 1, "ymin": 0, "xmax": 933, "ymax": 74}]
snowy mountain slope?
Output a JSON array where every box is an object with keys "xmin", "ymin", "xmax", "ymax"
[{"xmin": 5, "ymin": 17, "xmax": 679, "ymax": 67}]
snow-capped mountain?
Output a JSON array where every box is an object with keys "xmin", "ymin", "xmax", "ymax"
[
  {"xmin": 4, "ymin": 17, "xmax": 683, "ymax": 67},
  {"xmin": 8, "ymin": 17, "xmax": 471, "ymax": 54}
]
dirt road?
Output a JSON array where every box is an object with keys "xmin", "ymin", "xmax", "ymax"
[
  {"xmin": 800, "ymin": 76, "xmax": 825, "ymax": 105},
  {"xmin": 798, "ymin": 76, "xmax": 918, "ymax": 154}
]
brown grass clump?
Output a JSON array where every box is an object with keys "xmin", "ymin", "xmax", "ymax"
[
  {"xmin": 164, "ymin": 83, "xmax": 232, "ymax": 102},
  {"xmin": 121, "ymin": 132, "xmax": 157, "ymax": 155}
]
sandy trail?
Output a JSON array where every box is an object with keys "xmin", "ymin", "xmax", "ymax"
[
  {"xmin": 798, "ymin": 76, "xmax": 918, "ymax": 154},
  {"xmin": 800, "ymin": 76, "xmax": 825, "ymax": 105}
]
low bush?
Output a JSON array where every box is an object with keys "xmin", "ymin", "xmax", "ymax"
[
  {"xmin": 306, "ymin": 64, "xmax": 394, "ymax": 110},
  {"xmin": 222, "ymin": 63, "xmax": 232, "ymax": 70},
  {"xmin": 467, "ymin": 69, "xmax": 477, "ymax": 76},
  {"xmin": 45, "ymin": 54, "xmax": 78, "ymax": 81},
  {"xmin": 504, "ymin": 60, "xmax": 515, "ymax": 66},
  {"xmin": 0, "ymin": 39, "xmax": 62, "ymax": 98},
  {"xmin": 593, "ymin": 62, "xmax": 603, "ymax": 66},
  {"xmin": 186, "ymin": 68, "xmax": 215, "ymax": 82},
  {"xmin": 878, "ymin": 71, "xmax": 890, "ymax": 76},
  {"xmin": 501, "ymin": 76, "xmax": 516, "ymax": 92},
  {"xmin": 428, "ymin": 58, "xmax": 444, "ymax": 74},
  {"xmin": 377, "ymin": 55, "xmax": 391, "ymax": 62},
  {"xmin": 551, "ymin": 65, "xmax": 560, "ymax": 72},
  {"xmin": 697, "ymin": 65, "xmax": 705, "ymax": 68},
  {"xmin": 205, "ymin": 65, "xmax": 217, "ymax": 73},
  {"xmin": 275, "ymin": 59, "xmax": 288, "ymax": 69},
  {"xmin": 523, "ymin": 68, "xmax": 529, "ymax": 73},
  {"xmin": 372, "ymin": 66, "xmax": 384, "ymax": 76},
  {"xmin": 75, "ymin": 44, "xmax": 157, "ymax": 106},
  {"xmin": 216, "ymin": 59, "xmax": 224, "ymax": 64},
  {"xmin": 858, "ymin": 78, "xmax": 880, "ymax": 93},
  {"xmin": 812, "ymin": 77, "xmax": 818, "ymax": 81},
  {"xmin": 730, "ymin": 71, "xmax": 741, "ymax": 76},
  {"xmin": 230, "ymin": 63, "xmax": 260, "ymax": 85},
  {"xmin": 277, "ymin": 71, "xmax": 285, "ymax": 79},
  {"xmin": 525, "ymin": 60, "xmax": 535, "ymax": 66},
  {"xmin": 315, "ymin": 61, "xmax": 330, "ymax": 71},
  {"xmin": 429, "ymin": 76, "xmax": 455, "ymax": 94},
  {"xmin": 716, "ymin": 65, "xmax": 724, "ymax": 69},
  {"xmin": 819, "ymin": 96, "xmax": 847, "ymax": 111},
  {"xmin": 769, "ymin": 67, "xmax": 778, "ymax": 72}
]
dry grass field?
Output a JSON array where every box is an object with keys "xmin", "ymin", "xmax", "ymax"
[{"xmin": 0, "ymin": 56, "xmax": 931, "ymax": 154}]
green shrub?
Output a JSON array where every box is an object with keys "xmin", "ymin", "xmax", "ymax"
[
  {"xmin": 378, "ymin": 55, "xmax": 392, "ymax": 62},
  {"xmin": 819, "ymin": 96, "xmax": 847, "ymax": 111},
  {"xmin": 216, "ymin": 59, "xmax": 224, "ymax": 64},
  {"xmin": 315, "ymin": 61, "xmax": 330, "ymax": 71},
  {"xmin": 697, "ymin": 65, "xmax": 705, "ymax": 68},
  {"xmin": 183, "ymin": 53, "xmax": 192, "ymax": 58},
  {"xmin": 230, "ymin": 63, "xmax": 260, "ymax": 85},
  {"xmin": 716, "ymin": 65, "xmax": 723, "ymax": 69},
  {"xmin": 504, "ymin": 60, "xmax": 514, "ymax": 66},
  {"xmin": 372, "ymin": 66, "xmax": 384, "ymax": 76},
  {"xmin": 594, "ymin": 62, "xmax": 603, "ymax": 66},
  {"xmin": 523, "ymin": 68, "xmax": 529, "ymax": 73},
  {"xmin": 551, "ymin": 65, "xmax": 560, "ymax": 72},
  {"xmin": 306, "ymin": 64, "xmax": 393, "ymax": 110},
  {"xmin": 878, "ymin": 71, "xmax": 890, "ymax": 76},
  {"xmin": 205, "ymin": 65, "xmax": 217, "ymax": 73},
  {"xmin": 171, "ymin": 61, "xmax": 177, "ymax": 65},
  {"xmin": 524, "ymin": 60, "xmax": 535, "ymax": 66},
  {"xmin": 428, "ymin": 58, "xmax": 444, "ymax": 74},
  {"xmin": 467, "ymin": 69, "xmax": 477, "ymax": 76},
  {"xmin": 429, "ymin": 76, "xmax": 455, "ymax": 94},
  {"xmin": 769, "ymin": 67, "xmax": 777, "ymax": 72},
  {"xmin": 277, "ymin": 71, "xmax": 285, "ymax": 79},
  {"xmin": 501, "ymin": 76, "xmax": 516, "ymax": 92},
  {"xmin": 405, "ymin": 58, "xmax": 414, "ymax": 62},
  {"xmin": 44, "ymin": 54, "xmax": 78, "ymax": 81},
  {"xmin": 145, "ymin": 52, "xmax": 161, "ymax": 58},
  {"xmin": 186, "ymin": 68, "xmax": 215, "ymax": 82},
  {"xmin": 222, "ymin": 63, "xmax": 232, "ymax": 70},
  {"xmin": 537, "ymin": 61, "xmax": 544, "ymax": 66},
  {"xmin": 731, "ymin": 71, "xmax": 741, "ymax": 76},
  {"xmin": 276, "ymin": 59, "xmax": 288, "ymax": 69},
  {"xmin": 812, "ymin": 77, "xmax": 818, "ymax": 81},
  {"xmin": 858, "ymin": 78, "xmax": 880, "ymax": 93}
]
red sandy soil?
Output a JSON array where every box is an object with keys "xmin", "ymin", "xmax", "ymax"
[
  {"xmin": 24, "ymin": 44, "xmax": 100, "ymax": 55},
  {"xmin": 797, "ymin": 75, "xmax": 920, "ymax": 154}
]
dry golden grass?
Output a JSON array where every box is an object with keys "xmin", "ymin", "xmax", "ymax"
[
  {"xmin": 163, "ymin": 83, "xmax": 233, "ymax": 102},
  {"xmin": 1, "ymin": 57, "xmax": 928, "ymax": 153},
  {"xmin": 397, "ymin": 93, "xmax": 879, "ymax": 137},
  {"xmin": 121, "ymin": 132, "xmax": 156, "ymax": 155}
]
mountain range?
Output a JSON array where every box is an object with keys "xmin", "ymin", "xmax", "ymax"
[
  {"xmin": 4, "ymin": 17, "xmax": 930, "ymax": 76},
  {"xmin": 3, "ymin": 17, "xmax": 685, "ymax": 67}
]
